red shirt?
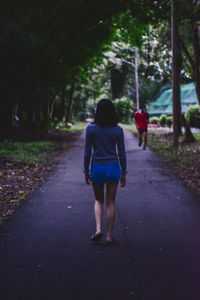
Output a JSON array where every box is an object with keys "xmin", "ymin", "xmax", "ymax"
[{"xmin": 133, "ymin": 110, "xmax": 149, "ymax": 130}]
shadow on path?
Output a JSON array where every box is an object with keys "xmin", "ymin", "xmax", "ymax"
[{"xmin": 0, "ymin": 130, "xmax": 200, "ymax": 300}]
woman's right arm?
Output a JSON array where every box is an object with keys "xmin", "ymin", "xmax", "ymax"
[{"xmin": 84, "ymin": 125, "xmax": 92, "ymax": 177}]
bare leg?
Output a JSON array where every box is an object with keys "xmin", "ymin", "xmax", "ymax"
[
  {"xmin": 143, "ymin": 132, "xmax": 147, "ymax": 149},
  {"xmin": 138, "ymin": 132, "xmax": 142, "ymax": 146},
  {"xmin": 92, "ymin": 183, "xmax": 104, "ymax": 234},
  {"xmin": 106, "ymin": 181, "xmax": 119, "ymax": 242}
]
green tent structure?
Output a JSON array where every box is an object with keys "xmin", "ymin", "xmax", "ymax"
[{"xmin": 148, "ymin": 82, "xmax": 199, "ymax": 116}]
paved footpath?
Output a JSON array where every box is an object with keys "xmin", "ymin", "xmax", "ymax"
[{"xmin": 0, "ymin": 130, "xmax": 200, "ymax": 300}]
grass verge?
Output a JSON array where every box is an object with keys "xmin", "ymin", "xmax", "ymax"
[
  {"xmin": 56, "ymin": 121, "xmax": 86, "ymax": 132},
  {"xmin": 0, "ymin": 127, "xmax": 84, "ymax": 224},
  {"xmin": 0, "ymin": 141, "xmax": 53, "ymax": 165},
  {"xmin": 121, "ymin": 123, "xmax": 200, "ymax": 197}
]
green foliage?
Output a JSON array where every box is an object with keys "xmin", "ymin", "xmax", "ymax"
[
  {"xmin": 18, "ymin": 114, "xmax": 58, "ymax": 136},
  {"xmin": 166, "ymin": 116, "xmax": 172, "ymax": 127},
  {"xmin": 178, "ymin": 1, "xmax": 200, "ymax": 80},
  {"xmin": 194, "ymin": 132, "xmax": 200, "ymax": 143},
  {"xmin": 120, "ymin": 123, "xmax": 137, "ymax": 134},
  {"xmin": 37, "ymin": 117, "xmax": 58, "ymax": 133},
  {"xmin": 186, "ymin": 105, "xmax": 200, "ymax": 128},
  {"xmin": 149, "ymin": 116, "xmax": 159, "ymax": 124},
  {"xmin": 107, "ymin": 34, "xmax": 172, "ymax": 109},
  {"xmin": 1, "ymin": 0, "xmax": 197, "ymax": 133},
  {"xmin": 56, "ymin": 122, "xmax": 67, "ymax": 130},
  {"xmin": 71, "ymin": 83, "xmax": 96, "ymax": 121},
  {"xmin": 111, "ymin": 66, "xmax": 127, "ymax": 99},
  {"xmin": 0, "ymin": 0, "xmax": 168, "ymax": 129},
  {"xmin": 56, "ymin": 122, "xmax": 86, "ymax": 131},
  {"xmin": 0, "ymin": 141, "xmax": 53, "ymax": 165},
  {"xmin": 139, "ymin": 80, "xmax": 165, "ymax": 107},
  {"xmin": 147, "ymin": 129, "xmax": 200, "ymax": 174},
  {"xmin": 113, "ymin": 98, "xmax": 134, "ymax": 124},
  {"xmin": 159, "ymin": 114, "xmax": 168, "ymax": 126}
]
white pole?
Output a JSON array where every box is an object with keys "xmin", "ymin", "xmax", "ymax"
[{"xmin": 135, "ymin": 49, "xmax": 140, "ymax": 110}]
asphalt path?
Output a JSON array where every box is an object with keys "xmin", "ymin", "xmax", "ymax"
[{"xmin": 0, "ymin": 130, "xmax": 200, "ymax": 300}]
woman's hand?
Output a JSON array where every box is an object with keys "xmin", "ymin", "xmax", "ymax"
[
  {"xmin": 85, "ymin": 172, "xmax": 91, "ymax": 185},
  {"xmin": 120, "ymin": 174, "xmax": 126, "ymax": 187}
]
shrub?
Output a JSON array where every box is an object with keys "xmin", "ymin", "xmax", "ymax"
[
  {"xmin": 159, "ymin": 114, "xmax": 168, "ymax": 127},
  {"xmin": 56, "ymin": 121, "xmax": 67, "ymax": 129},
  {"xmin": 113, "ymin": 98, "xmax": 134, "ymax": 124},
  {"xmin": 149, "ymin": 117, "xmax": 160, "ymax": 124},
  {"xmin": 75, "ymin": 111, "xmax": 88, "ymax": 121},
  {"xmin": 186, "ymin": 104, "xmax": 200, "ymax": 128},
  {"xmin": 37, "ymin": 117, "xmax": 58, "ymax": 133},
  {"xmin": 166, "ymin": 116, "xmax": 172, "ymax": 127}
]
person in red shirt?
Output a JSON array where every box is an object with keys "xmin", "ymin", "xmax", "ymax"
[{"xmin": 133, "ymin": 105, "xmax": 149, "ymax": 150}]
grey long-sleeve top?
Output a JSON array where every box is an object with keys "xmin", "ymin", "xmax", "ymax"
[{"xmin": 84, "ymin": 123, "xmax": 127, "ymax": 174}]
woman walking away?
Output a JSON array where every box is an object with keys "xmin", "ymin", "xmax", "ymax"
[{"xmin": 83, "ymin": 99, "xmax": 127, "ymax": 244}]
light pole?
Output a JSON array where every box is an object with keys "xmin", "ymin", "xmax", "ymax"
[{"xmin": 135, "ymin": 49, "xmax": 140, "ymax": 110}]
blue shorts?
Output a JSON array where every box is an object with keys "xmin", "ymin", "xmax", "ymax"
[{"xmin": 90, "ymin": 161, "xmax": 122, "ymax": 184}]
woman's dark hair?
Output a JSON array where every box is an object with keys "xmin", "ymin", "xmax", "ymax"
[{"xmin": 93, "ymin": 99, "xmax": 118, "ymax": 127}]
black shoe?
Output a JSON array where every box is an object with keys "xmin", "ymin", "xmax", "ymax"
[
  {"xmin": 138, "ymin": 140, "xmax": 142, "ymax": 147},
  {"xmin": 91, "ymin": 232, "xmax": 103, "ymax": 241},
  {"xmin": 143, "ymin": 145, "xmax": 146, "ymax": 150}
]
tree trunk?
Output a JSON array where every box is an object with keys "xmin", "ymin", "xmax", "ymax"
[
  {"xmin": 66, "ymin": 80, "xmax": 76, "ymax": 124},
  {"xmin": 46, "ymin": 87, "xmax": 51, "ymax": 117},
  {"xmin": 49, "ymin": 90, "xmax": 58, "ymax": 118},
  {"xmin": 60, "ymin": 82, "xmax": 67, "ymax": 121},
  {"xmin": 180, "ymin": 17, "xmax": 200, "ymax": 105},
  {"xmin": 45, "ymin": 87, "xmax": 58, "ymax": 118},
  {"xmin": 0, "ymin": 95, "xmax": 17, "ymax": 140},
  {"xmin": 171, "ymin": 2, "xmax": 182, "ymax": 147},
  {"xmin": 12, "ymin": 103, "xmax": 19, "ymax": 123},
  {"xmin": 191, "ymin": 18, "xmax": 200, "ymax": 104},
  {"xmin": 0, "ymin": 92, "xmax": 16, "ymax": 129},
  {"xmin": 182, "ymin": 114, "xmax": 195, "ymax": 143}
]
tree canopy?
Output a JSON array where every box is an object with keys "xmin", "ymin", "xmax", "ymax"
[{"xmin": 0, "ymin": 0, "xmax": 199, "ymax": 135}]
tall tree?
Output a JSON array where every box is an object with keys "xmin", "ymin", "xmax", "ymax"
[
  {"xmin": 171, "ymin": 1, "xmax": 182, "ymax": 147},
  {"xmin": 179, "ymin": 0, "xmax": 200, "ymax": 104},
  {"xmin": 0, "ymin": 0, "xmax": 178, "ymax": 130}
]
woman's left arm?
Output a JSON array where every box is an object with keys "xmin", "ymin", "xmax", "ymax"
[{"xmin": 117, "ymin": 128, "xmax": 127, "ymax": 177}]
